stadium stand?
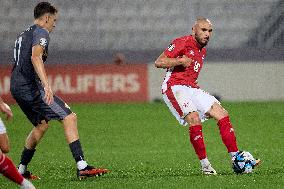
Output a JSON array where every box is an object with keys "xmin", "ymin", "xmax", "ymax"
[
  {"xmin": 0, "ymin": 0, "xmax": 283, "ymax": 64},
  {"xmin": 248, "ymin": 0, "xmax": 284, "ymax": 48}
]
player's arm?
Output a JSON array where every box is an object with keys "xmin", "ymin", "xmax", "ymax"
[
  {"xmin": 155, "ymin": 53, "xmax": 192, "ymax": 69},
  {"xmin": 0, "ymin": 96, "xmax": 13, "ymax": 120},
  {"xmin": 31, "ymin": 45, "xmax": 54, "ymax": 105}
]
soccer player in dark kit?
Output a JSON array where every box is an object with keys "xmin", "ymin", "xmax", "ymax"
[{"xmin": 10, "ymin": 2, "xmax": 108, "ymax": 180}]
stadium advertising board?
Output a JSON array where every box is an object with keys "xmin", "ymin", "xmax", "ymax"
[{"xmin": 0, "ymin": 64, "xmax": 148, "ymax": 103}]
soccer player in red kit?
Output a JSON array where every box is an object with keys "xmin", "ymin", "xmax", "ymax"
[
  {"xmin": 155, "ymin": 17, "xmax": 259, "ymax": 175},
  {"xmin": 0, "ymin": 96, "xmax": 36, "ymax": 188}
]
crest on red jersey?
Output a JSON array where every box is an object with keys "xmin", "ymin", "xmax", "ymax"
[{"xmin": 167, "ymin": 44, "xmax": 175, "ymax": 51}]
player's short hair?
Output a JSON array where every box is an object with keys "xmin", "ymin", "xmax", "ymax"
[
  {"xmin": 195, "ymin": 16, "xmax": 212, "ymax": 25},
  {"xmin": 34, "ymin": 2, "xmax": 57, "ymax": 19}
]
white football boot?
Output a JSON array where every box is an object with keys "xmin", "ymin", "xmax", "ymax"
[
  {"xmin": 20, "ymin": 179, "xmax": 36, "ymax": 189},
  {"xmin": 201, "ymin": 164, "xmax": 217, "ymax": 175}
]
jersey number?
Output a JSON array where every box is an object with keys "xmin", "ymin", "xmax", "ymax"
[
  {"xmin": 193, "ymin": 61, "xmax": 201, "ymax": 72},
  {"xmin": 14, "ymin": 36, "xmax": 23, "ymax": 65}
]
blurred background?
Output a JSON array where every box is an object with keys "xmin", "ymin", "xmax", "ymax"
[
  {"xmin": 0, "ymin": 0, "xmax": 283, "ymax": 102},
  {"xmin": 1, "ymin": 2, "xmax": 284, "ymax": 188}
]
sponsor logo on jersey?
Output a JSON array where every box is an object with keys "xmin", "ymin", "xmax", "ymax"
[
  {"xmin": 40, "ymin": 38, "xmax": 47, "ymax": 47},
  {"xmin": 167, "ymin": 44, "xmax": 175, "ymax": 51},
  {"xmin": 189, "ymin": 50, "xmax": 194, "ymax": 56}
]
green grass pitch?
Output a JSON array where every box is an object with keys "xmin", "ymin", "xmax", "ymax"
[{"xmin": 1, "ymin": 101, "xmax": 284, "ymax": 188}]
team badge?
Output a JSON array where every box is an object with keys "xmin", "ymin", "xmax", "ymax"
[
  {"xmin": 167, "ymin": 44, "xmax": 175, "ymax": 51},
  {"xmin": 40, "ymin": 38, "xmax": 47, "ymax": 47}
]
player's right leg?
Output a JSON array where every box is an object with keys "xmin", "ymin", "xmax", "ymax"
[
  {"xmin": 0, "ymin": 133, "xmax": 10, "ymax": 153},
  {"xmin": 18, "ymin": 121, "xmax": 49, "ymax": 180},
  {"xmin": 11, "ymin": 88, "xmax": 52, "ymax": 180},
  {"xmin": 162, "ymin": 85, "xmax": 216, "ymax": 175},
  {"xmin": 0, "ymin": 118, "xmax": 10, "ymax": 153},
  {"xmin": 185, "ymin": 113, "xmax": 217, "ymax": 175}
]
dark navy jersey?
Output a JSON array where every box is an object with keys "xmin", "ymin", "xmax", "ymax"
[{"xmin": 10, "ymin": 24, "xmax": 50, "ymax": 90}]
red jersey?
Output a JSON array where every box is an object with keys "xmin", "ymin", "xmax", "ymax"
[{"xmin": 162, "ymin": 35, "xmax": 206, "ymax": 93}]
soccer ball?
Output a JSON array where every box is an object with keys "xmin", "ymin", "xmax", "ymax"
[{"xmin": 232, "ymin": 151, "xmax": 257, "ymax": 174}]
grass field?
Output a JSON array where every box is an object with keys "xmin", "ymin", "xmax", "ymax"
[{"xmin": 1, "ymin": 101, "xmax": 284, "ymax": 188}]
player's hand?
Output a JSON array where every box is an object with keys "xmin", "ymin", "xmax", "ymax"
[
  {"xmin": 44, "ymin": 85, "xmax": 54, "ymax": 105},
  {"xmin": 179, "ymin": 55, "xmax": 193, "ymax": 67},
  {"xmin": 0, "ymin": 102, "xmax": 13, "ymax": 120}
]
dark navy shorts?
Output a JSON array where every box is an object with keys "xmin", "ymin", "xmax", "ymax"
[{"xmin": 11, "ymin": 87, "xmax": 72, "ymax": 126}]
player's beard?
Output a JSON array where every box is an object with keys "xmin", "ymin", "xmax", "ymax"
[{"xmin": 195, "ymin": 35, "xmax": 209, "ymax": 47}]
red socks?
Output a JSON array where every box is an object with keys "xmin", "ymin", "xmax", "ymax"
[
  {"xmin": 217, "ymin": 116, "xmax": 239, "ymax": 153},
  {"xmin": 0, "ymin": 153, "xmax": 24, "ymax": 185},
  {"xmin": 189, "ymin": 116, "xmax": 238, "ymax": 160},
  {"xmin": 189, "ymin": 125, "xmax": 207, "ymax": 160}
]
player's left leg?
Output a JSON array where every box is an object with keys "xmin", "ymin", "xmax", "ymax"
[
  {"xmin": 61, "ymin": 112, "xmax": 108, "ymax": 180},
  {"xmin": 206, "ymin": 102, "xmax": 239, "ymax": 157},
  {"xmin": 207, "ymin": 103, "xmax": 261, "ymax": 171},
  {"xmin": 0, "ymin": 152, "xmax": 36, "ymax": 188}
]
